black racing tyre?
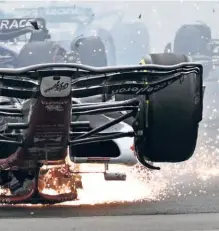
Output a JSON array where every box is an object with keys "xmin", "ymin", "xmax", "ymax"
[
  {"xmin": 97, "ymin": 28, "xmax": 117, "ymax": 66},
  {"xmin": 71, "ymin": 36, "xmax": 108, "ymax": 67},
  {"xmin": 192, "ymin": 23, "xmax": 211, "ymax": 43},
  {"xmin": 174, "ymin": 26, "xmax": 207, "ymax": 55},
  {"xmin": 15, "ymin": 41, "xmax": 66, "ymax": 67},
  {"xmin": 134, "ymin": 53, "xmax": 203, "ymax": 163},
  {"xmin": 111, "ymin": 21, "xmax": 150, "ymax": 65},
  {"xmin": 174, "ymin": 24, "xmax": 211, "ymax": 56},
  {"xmin": 174, "ymin": 25, "xmax": 212, "ymax": 78}
]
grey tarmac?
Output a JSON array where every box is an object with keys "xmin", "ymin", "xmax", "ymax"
[{"xmin": 1, "ymin": 173, "xmax": 219, "ymax": 231}]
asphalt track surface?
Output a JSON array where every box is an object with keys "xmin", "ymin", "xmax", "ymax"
[{"xmin": 2, "ymin": 187, "xmax": 219, "ymax": 231}]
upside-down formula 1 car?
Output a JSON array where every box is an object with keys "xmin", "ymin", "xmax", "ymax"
[
  {"xmin": 164, "ymin": 22, "xmax": 219, "ymax": 79},
  {"xmin": 0, "ymin": 52, "xmax": 203, "ymax": 204}
]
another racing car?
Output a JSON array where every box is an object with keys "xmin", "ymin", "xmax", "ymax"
[
  {"xmin": 164, "ymin": 22, "xmax": 219, "ymax": 137},
  {"xmin": 12, "ymin": 3, "xmax": 150, "ymax": 66},
  {"xmin": 12, "ymin": 5, "xmax": 115, "ymax": 67},
  {"xmin": 164, "ymin": 21, "xmax": 219, "ymax": 79},
  {"xmin": 0, "ymin": 17, "xmax": 68, "ymax": 68},
  {"xmin": 0, "ymin": 15, "xmax": 112, "ymax": 69},
  {"xmin": 0, "ymin": 52, "xmax": 203, "ymax": 204}
]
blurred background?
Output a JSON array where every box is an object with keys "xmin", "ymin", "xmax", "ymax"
[{"xmin": 1, "ymin": 0, "xmax": 218, "ymax": 52}]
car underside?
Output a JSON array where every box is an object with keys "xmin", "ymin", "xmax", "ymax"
[{"xmin": 0, "ymin": 54, "xmax": 203, "ymax": 204}]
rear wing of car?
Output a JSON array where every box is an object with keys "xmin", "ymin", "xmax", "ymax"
[
  {"xmin": 0, "ymin": 18, "xmax": 46, "ymax": 31},
  {"xmin": 0, "ymin": 62, "xmax": 203, "ymax": 99},
  {"xmin": 0, "ymin": 18, "xmax": 49, "ymax": 41}
]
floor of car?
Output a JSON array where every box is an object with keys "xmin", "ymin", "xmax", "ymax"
[{"xmin": 70, "ymin": 141, "xmax": 120, "ymax": 158}]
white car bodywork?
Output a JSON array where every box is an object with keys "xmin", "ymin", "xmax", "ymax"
[
  {"xmin": 73, "ymin": 116, "xmax": 137, "ymax": 166},
  {"xmin": 72, "ymin": 96, "xmax": 138, "ymax": 167}
]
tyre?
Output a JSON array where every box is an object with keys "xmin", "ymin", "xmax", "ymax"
[
  {"xmin": 192, "ymin": 23, "xmax": 212, "ymax": 45},
  {"xmin": 71, "ymin": 35, "xmax": 108, "ymax": 67},
  {"xmin": 174, "ymin": 25, "xmax": 212, "ymax": 78},
  {"xmin": 96, "ymin": 28, "xmax": 117, "ymax": 66},
  {"xmin": 133, "ymin": 53, "xmax": 203, "ymax": 163},
  {"xmin": 15, "ymin": 41, "xmax": 66, "ymax": 67},
  {"xmin": 174, "ymin": 26, "xmax": 206, "ymax": 55}
]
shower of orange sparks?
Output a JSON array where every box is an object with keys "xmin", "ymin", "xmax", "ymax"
[
  {"xmin": 1, "ymin": 134, "xmax": 219, "ymax": 206},
  {"xmin": 33, "ymin": 141, "xmax": 219, "ymax": 206},
  {"xmin": 38, "ymin": 164, "xmax": 82, "ymax": 195}
]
